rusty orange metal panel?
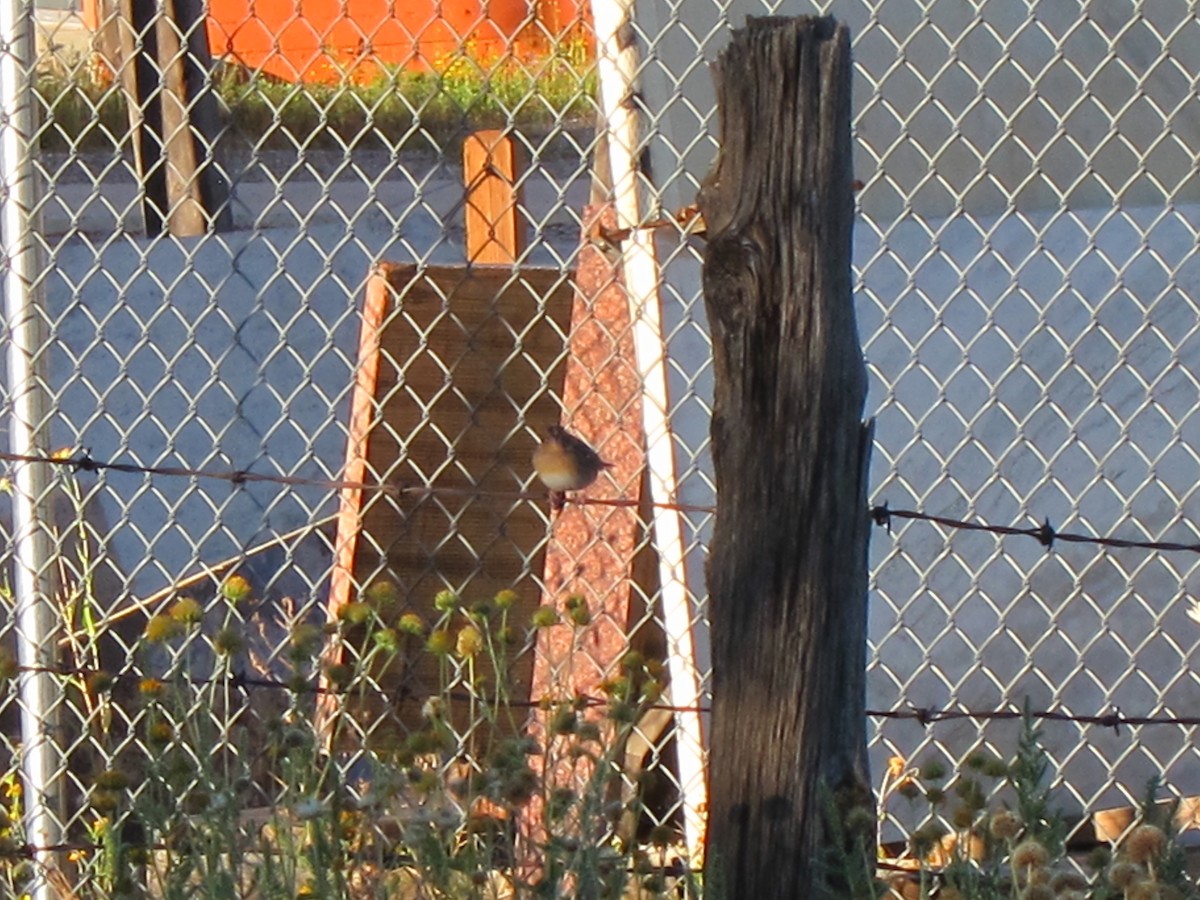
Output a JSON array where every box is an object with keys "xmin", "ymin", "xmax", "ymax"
[
  {"xmin": 204, "ymin": 0, "xmax": 550, "ymax": 82},
  {"xmin": 518, "ymin": 204, "xmax": 650, "ymax": 871}
]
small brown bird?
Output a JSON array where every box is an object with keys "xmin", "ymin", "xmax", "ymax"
[{"xmin": 532, "ymin": 425, "xmax": 613, "ymax": 510}]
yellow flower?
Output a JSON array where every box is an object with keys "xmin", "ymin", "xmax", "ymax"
[
  {"xmin": 169, "ymin": 597, "xmax": 203, "ymax": 625},
  {"xmin": 0, "ymin": 650, "xmax": 18, "ymax": 683},
  {"xmin": 456, "ymin": 625, "xmax": 483, "ymax": 658},
  {"xmin": 426, "ymin": 630, "xmax": 454, "ymax": 655},
  {"xmin": 147, "ymin": 721, "xmax": 173, "ymax": 745},
  {"xmin": 138, "ymin": 677, "xmax": 165, "ymax": 699},
  {"xmin": 434, "ymin": 589, "xmax": 459, "ymax": 612},
  {"xmin": 85, "ymin": 670, "xmax": 115, "ymax": 694},
  {"xmin": 531, "ymin": 607, "xmax": 559, "ymax": 628},
  {"xmin": 338, "ymin": 601, "xmax": 372, "ymax": 625},
  {"xmin": 144, "ymin": 614, "xmax": 182, "ymax": 643},
  {"xmin": 93, "ymin": 770, "xmax": 129, "ymax": 791},
  {"xmin": 397, "ymin": 613, "xmax": 425, "ymax": 635},
  {"xmin": 373, "ymin": 628, "xmax": 400, "ymax": 652},
  {"xmin": 886, "ymin": 756, "xmax": 906, "ymax": 778},
  {"xmin": 364, "ymin": 581, "xmax": 399, "ymax": 608},
  {"xmin": 220, "ymin": 574, "xmax": 253, "ymax": 604}
]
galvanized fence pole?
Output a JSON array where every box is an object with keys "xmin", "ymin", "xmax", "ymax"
[{"xmin": 1, "ymin": 0, "xmax": 62, "ymax": 895}]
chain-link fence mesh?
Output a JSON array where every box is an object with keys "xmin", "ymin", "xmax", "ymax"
[{"xmin": 3, "ymin": 0, "xmax": 1200, "ymax": 894}]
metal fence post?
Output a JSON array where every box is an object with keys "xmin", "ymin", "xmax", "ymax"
[{"xmin": 1, "ymin": 0, "xmax": 63, "ymax": 895}]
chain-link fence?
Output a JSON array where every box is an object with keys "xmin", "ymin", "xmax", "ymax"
[
  {"xmin": 640, "ymin": 0, "xmax": 1200, "ymax": 870},
  {"xmin": 3, "ymin": 0, "xmax": 1200, "ymax": 895}
]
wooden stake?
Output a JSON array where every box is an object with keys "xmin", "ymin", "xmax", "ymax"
[
  {"xmin": 154, "ymin": 0, "xmax": 207, "ymax": 235},
  {"xmin": 327, "ymin": 262, "xmax": 397, "ymax": 631},
  {"xmin": 113, "ymin": 0, "xmax": 228, "ymax": 235},
  {"xmin": 463, "ymin": 130, "xmax": 526, "ymax": 265}
]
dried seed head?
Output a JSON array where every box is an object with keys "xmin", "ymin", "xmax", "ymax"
[
  {"xmin": 1108, "ymin": 861, "xmax": 1143, "ymax": 890},
  {"xmin": 1086, "ymin": 845, "xmax": 1112, "ymax": 871},
  {"xmin": 1050, "ymin": 870, "xmax": 1088, "ymax": 893},
  {"xmin": 1128, "ymin": 880, "xmax": 1165, "ymax": 900},
  {"xmin": 989, "ymin": 809, "xmax": 1022, "ymax": 841},
  {"xmin": 1124, "ymin": 823, "xmax": 1168, "ymax": 865},
  {"xmin": 1011, "ymin": 838, "xmax": 1049, "ymax": 871}
]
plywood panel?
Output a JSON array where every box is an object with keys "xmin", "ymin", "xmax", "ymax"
[{"xmin": 328, "ymin": 262, "xmax": 573, "ymax": 737}]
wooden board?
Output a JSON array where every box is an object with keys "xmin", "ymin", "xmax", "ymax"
[
  {"xmin": 464, "ymin": 130, "xmax": 526, "ymax": 265},
  {"xmin": 327, "ymin": 262, "xmax": 573, "ymax": 736}
]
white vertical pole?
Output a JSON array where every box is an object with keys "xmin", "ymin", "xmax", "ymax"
[
  {"xmin": 1, "ymin": 0, "xmax": 62, "ymax": 896},
  {"xmin": 589, "ymin": 0, "xmax": 709, "ymax": 861}
]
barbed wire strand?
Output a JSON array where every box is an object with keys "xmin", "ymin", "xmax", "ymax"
[
  {"xmin": 871, "ymin": 503, "xmax": 1200, "ymax": 553},
  {"xmin": 8, "ymin": 449, "xmax": 1200, "ymax": 554},
  {"xmin": 0, "ymin": 449, "xmax": 715, "ymax": 515},
  {"xmin": 19, "ymin": 663, "xmax": 1198, "ymax": 731}
]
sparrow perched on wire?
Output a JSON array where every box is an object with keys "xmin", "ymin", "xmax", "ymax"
[{"xmin": 532, "ymin": 425, "xmax": 613, "ymax": 511}]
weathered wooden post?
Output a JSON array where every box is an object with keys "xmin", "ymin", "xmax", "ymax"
[
  {"xmin": 113, "ymin": 0, "xmax": 229, "ymax": 235},
  {"xmin": 698, "ymin": 16, "xmax": 874, "ymax": 898}
]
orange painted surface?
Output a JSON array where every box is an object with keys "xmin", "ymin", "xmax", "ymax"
[
  {"xmin": 201, "ymin": 0, "xmax": 590, "ymax": 83},
  {"xmin": 83, "ymin": 0, "xmax": 591, "ymax": 83},
  {"xmin": 519, "ymin": 204, "xmax": 648, "ymax": 873}
]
